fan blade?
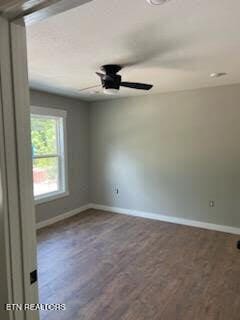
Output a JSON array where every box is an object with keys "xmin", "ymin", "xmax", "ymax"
[
  {"xmin": 78, "ymin": 85, "xmax": 101, "ymax": 92},
  {"xmin": 96, "ymin": 72, "xmax": 105, "ymax": 78},
  {"xmin": 120, "ymin": 82, "xmax": 153, "ymax": 90}
]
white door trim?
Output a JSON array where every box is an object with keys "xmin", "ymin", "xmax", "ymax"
[
  {"xmin": 0, "ymin": 16, "xmax": 26, "ymax": 320},
  {"xmin": 0, "ymin": 17, "xmax": 39, "ymax": 320},
  {"xmin": 10, "ymin": 20, "xmax": 39, "ymax": 315}
]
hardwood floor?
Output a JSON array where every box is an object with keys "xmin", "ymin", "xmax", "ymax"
[{"xmin": 37, "ymin": 209, "xmax": 240, "ymax": 320}]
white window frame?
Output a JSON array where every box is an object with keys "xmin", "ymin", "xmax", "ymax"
[{"xmin": 31, "ymin": 106, "xmax": 69, "ymax": 204}]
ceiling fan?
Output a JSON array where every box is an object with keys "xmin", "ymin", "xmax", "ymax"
[{"xmin": 80, "ymin": 64, "xmax": 153, "ymax": 95}]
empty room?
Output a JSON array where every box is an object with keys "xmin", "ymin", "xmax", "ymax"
[{"xmin": 1, "ymin": 0, "xmax": 240, "ymax": 320}]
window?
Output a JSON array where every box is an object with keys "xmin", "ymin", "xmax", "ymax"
[{"xmin": 31, "ymin": 106, "xmax": 68, "ymax": 203}]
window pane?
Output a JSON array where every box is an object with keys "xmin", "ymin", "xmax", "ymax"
[
  {"xmin": 31, "ymin": 116, "xmax": 58, "ymax": 156},
  {"xmin": 33, "ymin": 157, "xmax": 59, "ymax": 197}
]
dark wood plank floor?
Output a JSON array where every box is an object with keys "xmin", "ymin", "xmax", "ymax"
[{"xmin": 37, "ymin": 209, "xmax": 240, "ymax": 320}]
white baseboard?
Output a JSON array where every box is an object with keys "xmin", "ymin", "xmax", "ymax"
[
  {"xmin": 90, "ymin": 203, "xmax": 240, "ymax": 235},
  {"xmin": 36, "ymin": 202, "xmax": 240, "ymax": 235},
  {"xmin": 36, "ymin": 204, "xmax": 91, "ymax": 230}
]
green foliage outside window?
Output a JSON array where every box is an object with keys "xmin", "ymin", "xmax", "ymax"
[{"xmin": 31, "ymin": 116, "xmax": 58, "ymax": 170}]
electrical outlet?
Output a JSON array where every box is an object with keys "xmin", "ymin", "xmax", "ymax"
[
  {"xmin": 209, "ymin": 200, "xmax": 215, "ymax": 208},
  {"xmin": 114, "ymin": 188, "xmax": 119, "ymax": 195}
]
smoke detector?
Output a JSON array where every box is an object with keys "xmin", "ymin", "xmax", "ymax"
[{"xmin": 146, "ymin": 0, "xmax": 170, "ymax": 5}]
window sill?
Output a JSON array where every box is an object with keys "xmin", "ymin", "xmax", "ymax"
[{"xmin": 34, "ymin": 191, "xmax": 69, "ymax": 205}]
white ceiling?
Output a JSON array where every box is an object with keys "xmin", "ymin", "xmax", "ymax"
[{"xmin": 27, "ymin": 0, "xmax": 240, "ymax": 101}]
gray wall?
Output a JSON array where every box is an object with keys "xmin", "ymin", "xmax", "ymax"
[
  {"xmin": 30, "ymin": 90, "xmax": 89, "ymax": 223},
  {"xmin": 89, "ymin": 84, "xmax": 240, "ymax": 228}
]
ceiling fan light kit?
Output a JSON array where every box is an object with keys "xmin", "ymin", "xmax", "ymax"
[{"xmin": 103, "ymin": 88, "xmax": 119, "ymax": 95}]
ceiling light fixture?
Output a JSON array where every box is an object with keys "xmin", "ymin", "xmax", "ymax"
[
  {"xmin": 210, "ymin": 72, "xmax": 227, "ymax": 78},
  {"xmin": 146, "ymin": 0, "xmax": 170, "ymax": 5},
  {"xmin": 103, "ymin": 88, "xmax": 119, "ymax": 95}
]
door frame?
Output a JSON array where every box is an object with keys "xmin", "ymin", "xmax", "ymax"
[
  {"xmin": 0, "ymin": 1, "xmax": 94, "ymax": 319},
  {"xmin": 0, "ymin": 17, "xmax": 34, "ymax": 320}
]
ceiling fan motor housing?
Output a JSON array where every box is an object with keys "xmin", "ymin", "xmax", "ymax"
[
  {"xmin": 101, "ymin": 64, "xmax": 122, "ymax": 75},
  {"xmin": 95, "ymin": 64, "xmax": 153, "ymax": 92},
  {"xmin": 101, "ymin": 65, "xmax": 122, "ymax": 90},
  {"xmin": 102, "ymin": 74, "xmax": 121, "ymax": 89}
]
